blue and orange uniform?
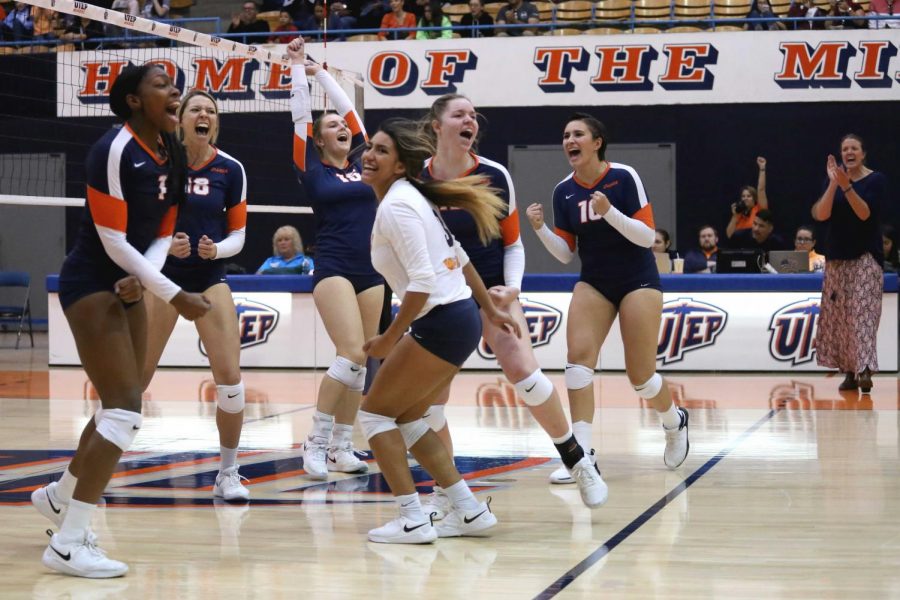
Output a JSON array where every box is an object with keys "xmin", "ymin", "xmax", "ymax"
[
  {"xmin": 552, "ymin": 162, "xmax": 660, "ymax": 306},
  {"xmin": 162, "ymin": 148, "xmax": 248, "ymax": 293},
  {"xmin": 291, "ymin": 68, "xmax": 382, "ymax": 293},
  {"xmin": 422, "ymin": 154, "xmax": 524, "ymax": 290},
  {"xmin": 60, "ymin": 124, "xmax": 180, "ymax": 309}
]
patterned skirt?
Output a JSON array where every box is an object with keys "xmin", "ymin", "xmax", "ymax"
[{"xmin": 815, "ymin": 252, "xmax": 882, "ymax": 373}]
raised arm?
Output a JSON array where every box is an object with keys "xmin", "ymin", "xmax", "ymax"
[
  {"xmin": 756, "ymin": 156, "xmax": 769, "ymax": 210},
  {"xmin": 288, "ymin": 38, "xmax": 320, "ymax": 174}
]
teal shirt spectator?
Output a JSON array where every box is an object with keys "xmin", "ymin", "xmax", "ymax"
[{"xmin": 257, "ymin": 254, "xmax": 315, "ymax": 275}]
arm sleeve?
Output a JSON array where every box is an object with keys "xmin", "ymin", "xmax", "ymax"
[
  {"xmin": 602, "ymin": 169, "xmax": 655, "ymax": 248},
  {"xmin": 497, "ymin": 167, "xmax": 524, "ymax": 289},
  {"xmin": 602, "ymin": 204, "xmax": 655, "ymax": 248},
  {"xmin": 314, "ymin": 69, "xmax": 368, "ymax": 148},
  {"xmin": 214, "ymin": 161, "xmax": 248, "ymax": 259},
  {"xmin": 380, "ymin": 201, "xmax": 436, "ymax": 294},
  {"xmin": 290, "ymin": 64, "xmax": 320, "ymax": 174},
  {"xmin": 535, "ymin": 224, "xmax": 576, "ymax": 264}
]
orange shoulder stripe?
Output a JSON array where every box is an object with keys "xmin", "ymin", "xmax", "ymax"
[
  {"xmin": 554, "ymin": 227, "xmax": 576, "ymax": 252},
  {"xmin": 157, "ymin": 205, "xmax": 177, "ymax": 238},
  {"xmin": 226, "ymin": 201, "xmax": 248, "ymax": 232},
  {"xmin": 632, "ymin": 203, "xmax": 655, "ymax": 230},
  {"xmin": 87, "ymin": 185, "xmax": 127, "ymax": 233},
  {"xmin": 500, "ymin": 209, "xmax": 520, "ymax": 246}
]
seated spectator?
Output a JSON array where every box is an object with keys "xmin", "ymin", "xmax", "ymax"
[
  {"xmin": 1, "ymin": 3, "xmax": 34, "ymax": 43},
  {"xmin": 460, "ymin": 0, "xmax": 494, "ymax": 37},
  {"xmin": 416, "ymin": 1, "xmax": 451, "ymax": 39},
  {"xmin": 726, "ymin": 156, "xmax": 769, "ymax": 240},
  {"xmin": 330, "ymin": 2, "xmax": 357, "ymax": 32},
  {"xmin": 653, "ymin": 228, "xmax": 676, "ymax": 257},
  {"xmin": 300, "ymin": 2, "xmax": 343, "ymax": 41},
  {"xmin": 357, "ymin": 0, "xmax": 390, "ymax": 31},
  {"xmin": 60, "ymin": 16, "xmax": 105, "ymax": 50},
  {"xmin": 31, "ymin": 7, "xmax": 58, "ymax": 42},
  {"xmin": 826, "ymin": 0, "xmax": 866, "ymax": 28},
  {"xmin": 379, "ymin": 0, "xmax": 416, "ymax": 40},
  {"xmin": 794, "ymin": 225, "xmax": 825, "ymax": 272},
  {"xmin": 257, "ymin": 226, "xmax": 315, "ymax": 274},
  {"xmin": 228, "ymin": 1, "xmax": 271, "ymax": 45},
  {"xmin": 684, "ymin": 225, "xmax": 720, "ymax": 273},
  {"xmin": 749, "ymin": 0, "xmax": 785, "ymax": 30},
  {"xmin": 142, "ymin": 0, "xmax": 171, "ymax": 21},
  {"xmin": 268, "ymin": 10, "xmax": 298, "ymax": 42},
  {"xmin": 787, "ymin": 0, "xmax": 826, "ymax": 29},
  {"xmin": 883, "ymin": 225, "xmax": 899, "ymax": 273},
  {"xmin": 868, "ymin": 0, "xmax": 900, "ymax": 28},
  {"xmin": 730, "ymin": 209, "xmax": 788, "ymax": 252},
  {"xmin": 496, "ymin": 0, "xmax": 539, "ymax": 36}
]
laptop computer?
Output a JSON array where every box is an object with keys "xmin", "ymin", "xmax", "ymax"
[
  {"xmin": 716, "ymin": 249, "xmax": 762, "ymax": 273},
  {"xmin": 654, "ymin": 252, "xmax": 672, "ymax": 274},
  {"xmin": 767, "ymin": 250, "xmax": 810, "ymax": 273}
]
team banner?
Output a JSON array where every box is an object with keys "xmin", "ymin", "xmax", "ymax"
[{"xmin": 56, "ymin": 29, "xmax": 898, "ymax": 116}]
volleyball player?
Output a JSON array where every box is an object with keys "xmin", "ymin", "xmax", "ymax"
[
  {"xmin": 288, "ymin": 38, "xmax": 383, "ymax": 479},
  {"xmin": 420, "ymin": 94, "xmax": 607, "ymax": 514},
  {"xmin": 139, "ymin": 89, "xmax": 250, "ymax": 501},
  {"xmin": 31, "ymin": 64, "xmax": 210, "ymax": 578},
  {"xmin": 525, "ymin": 113, "xmax": 690, "ymax": 486},
  {"xmin": 359, "ymin": 117, "xmax": 516, "ymax": 543}
]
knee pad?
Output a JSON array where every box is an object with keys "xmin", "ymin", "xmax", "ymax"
[
  {"xmin": 565, "ymin": 363, "xmax": 594, "ymax": 390},
  {"xmin": 423, "ymin": 405, "xmax": 446, "ymax": 431},
  {"xmin": 216, "ymin": 381, "xmax": 245, "ymax": 414},
  {"xmin": 95, "ymin": 408, "xmax": 143, "ymax": 451},
  {"xmin": 634, "ymin": 373, "xmax": 663, "ymax": 399},
  {"xmin": 350, "ymin": 366, "xmax": 367, "ymax": 393},
  {"xmin": 514, "ymin": 369, "xmax": 555, "ymax": 407},
  {"xmin": 358, "ymin": 410, "xmax": 397, "ymax": 440},
  {"xmin": 326, "ymin": 356, "xmax": 365, "ymax": 388},
  {"xmin": 398, "ymin": 419, "xmax": 430, "ymax": 449}
]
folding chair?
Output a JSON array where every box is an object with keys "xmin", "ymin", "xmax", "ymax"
[{"xmin": 0, "ymin": 271, "xmax": 34, "ymax": 349}]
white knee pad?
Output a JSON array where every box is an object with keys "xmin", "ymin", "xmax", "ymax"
[
  {"xmin": 423, "ymin": 405, "xmax": 446, "ymax": 431},
  {"xmin": 326, "ymin": 356, "xmax": 365, "ymax": 388},
  {"xmin": 398, "ymin": 419, "xmax": 430, "ymax": 449},
  {"xmin": 358, "ymin": 410, "xmax": 398, "ymax": 440},
  {"xmin": 95, "ymin": 408, "xmax": 143, "ymax": 451},
  {"xmin": 216, "ymin": 381, "xmax": 245, "ymax": 414},
  {"xmin": 350, "ymin": 366, "xmax": 367, "ymax": 393},
  {"xmin": 565, "ymin": 363, "xmax": 594, "ymax": 390},
  {"xmin": 514, "ymin": 369, "xmax": 555, "ymax": 407},
  {"xmin": 634, "ymin": 373, "xmax": 663, "ymax": 399}
]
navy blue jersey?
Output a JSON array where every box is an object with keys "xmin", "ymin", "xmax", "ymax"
[
  {"xmin": 823, "ymin": 171, "xmax": 886, "ymax": 264},
  {"xmin": 422, "ymin": 154, "xmax": 521, "ymax": 287},
  {"xmin": 552, "ymin": 162, "xmax": 657, "ymax": 282},
  {"xmin": 166, "ymin": 147, "xmax": 247, "ymax": 268}
]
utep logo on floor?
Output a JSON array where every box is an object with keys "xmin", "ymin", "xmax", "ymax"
[
  {"xmin": 768, "ymin": 298, "xmax": 820, "ymax": 365},
  {"xmin": 200, "ymin": 298, "xmax": 279, "ymax": 355},
  {"xmin": 477, "ymin": 298, "xmax": 561, "ymax": 359},
  {"xmin": 657, "ymin": 298, "xmax": 727, "ymax": 364}
]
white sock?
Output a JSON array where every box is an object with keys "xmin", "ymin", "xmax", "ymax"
[
  {"xmin": 444, "ymin": 479, "xmax": 479, "ymax": 511},
  {"xmin": 572, "ymin": 420, "xmax": 593, "ymax": 452},
  {"xmin": 56, "ymin": 468, "xmax": 77, "ymax": 503},
  {"xmin": 550, "ymin": 427, "xmax": 574, "ymax": 445},
  {"xmin": 58, "ymin": 499, "xmax": 95, "ymax": 545},
  {"xmin": 395, "ymin": 492, "xmax": 426, "ymax": 522},
  {"xmin": 310, "ymin": 410, "xmax": 335, "ymax": 442},
  {"xmin": 332, "ymin": 423, "xmax": 353, "ymax": 447},
  {"xmin": 660, "ymin": 403, "xmax": 681, "ymax": 429},
  {"xmin": 220, "ymin": 446, "xmax": 238, "ymax": 472}
]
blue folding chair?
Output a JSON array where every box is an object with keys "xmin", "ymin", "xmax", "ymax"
[{"xmin": 0, "ymin": 271, "xmax": 34, "ymax": 349}]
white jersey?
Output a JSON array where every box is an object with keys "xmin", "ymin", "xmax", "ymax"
[{"xmin": 371, "ymin": 179, "xmax": 471, "ymax": 319}]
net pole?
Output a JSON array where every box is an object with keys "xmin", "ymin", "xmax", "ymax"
[{"xmin": 322, "ymin": 0, "xmax": 329, "ymax": 70}]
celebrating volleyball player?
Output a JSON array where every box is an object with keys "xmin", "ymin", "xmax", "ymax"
[
  {"xmin": 288, "ymin": 38, "xmax": 383, "ymax": 479},
  {"xmin": 359, "ymin": 117, "xmax": 517, "ymax": 543},
  {"xmin": 420, "ymin": 94, "xmax": 607, "ymax": 514},
  {"xmin": 139, "ymin": 89, "xmax": 250, "ymax": 502},
  {"xmin": 525, "ymin": 113, "xmax": 689, "ymax": 484},
  {"xmin": 31, "ymin": 64, "xmax": 210, "ymax": 578}
]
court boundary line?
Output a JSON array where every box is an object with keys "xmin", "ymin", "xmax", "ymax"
[{"xmin": 534, "ymin": 407, "xmax": 783, "ymax": 599}]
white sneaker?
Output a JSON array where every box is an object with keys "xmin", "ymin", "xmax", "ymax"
[
  {"xmin": 664, "ymin": 408, "xmax": 690, "ymax": 470},
  {"xmin": 213, "ymin": 466, "xmax": 250, "ymax": 501},
  {"xmin": 302, "ymin": 437, "xmax": 329, "ymax": 480},
  {"xmin": 42, "ymin": 531, "xmax": 128, "ymax": 579},
  {"xmin": 549, "ymin": 449, "xmax": 597, "ymax": 485},
  {"xmin": 569, "ymin": 455, "xmax": 608, "ymax": 509},
  {"xmin": 421, "ymin": 486, "xmax": 453, "ymax": 521},
  {"xmin": 368, "ymin": 516, "xmax": 437, "ymax": 544},
  {"xmin": 327, "ymin": 442, "xmax": 369, "ymax": 473},
  {"xmin": 32, "ymin": 482, "xmax": 67, "ymax": 527},
  {"xmin": 435, "ymin": 500, "xmax": 497, "ymax": 538}
]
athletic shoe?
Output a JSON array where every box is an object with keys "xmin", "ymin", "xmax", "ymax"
[
  {"xmin": 435, "ymin": 500, "xmax": 497, "ymax": 538},
  {"xmin": 302, "ymin": 437, "xmax": 329, "ymax": 480},
  {"xmin": 368, "ymin": 516, "xmax": 437, "ymax": 544},
  {"xmin": 213, "ymin": 466, "xmax": 250, "ymax": 502},
  {"xmin": 32, "ymin": 482, "xmax": 67, "ymax": 528},
  {"xmin": 549, "ymin": 449, "xmax": 597, "ymax": 485},
  {"xmin": 421, "ymin": 486, "xmax": 452, "ymax": 521},
  {"xmin": 663, "ymin": 408, "xmax": 690, "ymax": 470},
  {"xmin": 569, "ymin": 455, "xmax": 608, "ymax": 508},
  {"xmin": 326, "ymin": 442, "xmax": 369, "ymax": 474},
  {"xmin": 42, "ymin": 531, "xmax": 128, "ymax": 579}
]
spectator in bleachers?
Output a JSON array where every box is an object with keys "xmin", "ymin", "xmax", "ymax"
[
  {"xmin": 105, "ymin": 0, "xmax": 139, "ymax": 47},
  {"xmin": 416, "ymin": 1, "xmax": 452, "ymax": 38},
  {"xmin": 868, "ymin": 0, "xmax": 900, "ymax": 28},
  {"xmin": 749, "ymin": 0, "xmax": 785, "ymax": 30},
  {"xmin": 330, "ymin": 2, "xmax": 357, "ymax": 31},
  {"xmin": 460, "ymin": 0, "xmax": 494, "ymax": 37},
  {"xmin": 826, "ymin": 0, "xmax": 867, "ymax": 27},
  {"xmin": 228, "ymin": 1, "xmax": 271, "ymax": 45},
  {"xmin": 726, "ymin": 156, "xmax": 769, "ymax": 240},
  {"xmin": 31, "ymin": 7, "xmax": 58, "ymax": 42},
  {"xmin": 652, "ymin": 228, "xmax": 674, "ymax": 257},
  {"xmin": 142, "ymin": 0, "xmax": 171, "ymax": 21},
  {"xmin": 496, "ymin": 0, "xmax": 539, "ymax": 35},
  {"xmin": 794, "ymin": 225, "xmax": 826, "ymax": 272},
  {"xmin": 269, "ymin": 9, "xmax": 299, "ymax": 41},
  {"xmin": 883, "ymin": 225, "xmax": 899, "ymax": 273},
  {"xmin": 300, "ymin": 2, "xmax": 342, "ymax": 41},
  {"xmin": 787, "ymin": 0, "xmax": 826, "ymax": 29},
  {"xmin": 729, "ymin": 209, "xmax": 788, "ymax": 252},
  {"xmin": 1, "ymin": 3, "xmax": 34, "ymax": 43},
  {"xmin": 684, "ymin": 225, "xmax": 720, "ymax": 273},
  {"xmin": 60, "ymin": 15, "xmax": 105, "ymax": 50},
  {"xmin": 378, "ymin": 0, "xmax": 416, "ymax": 39},
  {"xmin": 257, "ymin": 226, "xmax": 315, "ymax": 274},
  {"xmin": 356, "ymin": 0, "xmax": 390, "ymax": 31}
]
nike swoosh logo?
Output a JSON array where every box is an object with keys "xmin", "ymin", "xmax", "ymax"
[
  {"xmin": 327, "ymin": 456, "xmax": 337, "ymax": 463},
  {"xmin": 525, "ymin": 383, "xmax": 536, "ymax": 393},
  {"xmin": 134, "ymin": 161, "xmax": 146, "ymax": 168},
  {"xmin": 412, "ymin": 333, "xmax": 423, "ymax": 339},
  {"xmin": 566, "ymin": 194, "xmax": 575, "ymax": 199},
  {"xmin": 132, "ymin": 425, "xmax": 140, "ymax": 430},
  {"xmin": 400, "ymin": 500, "xmax": 415, "ymax": 507},
  {"xmin": 50, "ymin": 545, "xmax": 71, "ymax": 561},
  {"xmin": 46, "ymin": 493, "xmax": 61, "ymax": 514},
  {"xmin": 403, "ymin": 522, "xmax": 429, "ymax": 533},
  {"xmin": 640, "ymin": 283, "xmax": 650, "ymax": 287},
  {"xmin": 350, "ymin": 366, "xmax": 360, "ymax": 372},
  {"xmin": 463, "ymin": 509, "xmax": 488, "ymax": 524},
  {"xmin": 227, "ymin": 393, "xmax": 239, "ymax": 398}
]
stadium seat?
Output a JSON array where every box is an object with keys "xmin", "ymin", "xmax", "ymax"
[
  {"xmin": 347, "ymin": 34, "xmax": 380, "ymax": 41},
  {"xmin": 257, "ymin": 11, "xmax": 282, "ymax": 30},
  {"xmin": 627, "ymin": 25, "xmax": 664, "ymax": 32},
  {"xmin": 533, "ymin": 1, "xmax": 556, "ymax": 22},
  {"xmin": 444, "ymin": 4, "xmax": 470, "ymax": 24},
  {"xmin": 484, "ymin": 2, "xmax": 506, "ymax": 18},
  {"xmin": 584, "ymin": 25, "xmax": 626, "ymax": 33},
  {"xmin": 546, "ymin": 27, "xmax": 586, "ymax": 34},
  {"xmin": 668, "ymin": 24, "xmax": 706, "ymax": 30},
  {"xmin": 634, "ymin": 0, "xmax": 673, "ymax": 21},
  {"xmin": 555, "ymin": 0, "xmax": 595, "ymax": 23},
  {"xmin": 674, "ymin": 0, "xmax": 712, "ymax": 20},
  {"xmin": 713, "ymin": 0, "xmax": 752, "ymax": 18},
  {"xmin": 0, "ymin": 271, "xmax": 34, "ymax": 349},
  {"xmin": 595, "ymin": 0, "xmax": 634, "ymax": 21},
  {"xmin": 768, "ymin": 0, "xmax": 792, "ymax": 15},
  {"xmin": 713, "ymin": 23, "xmax": 747, "ymax": 29}
]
